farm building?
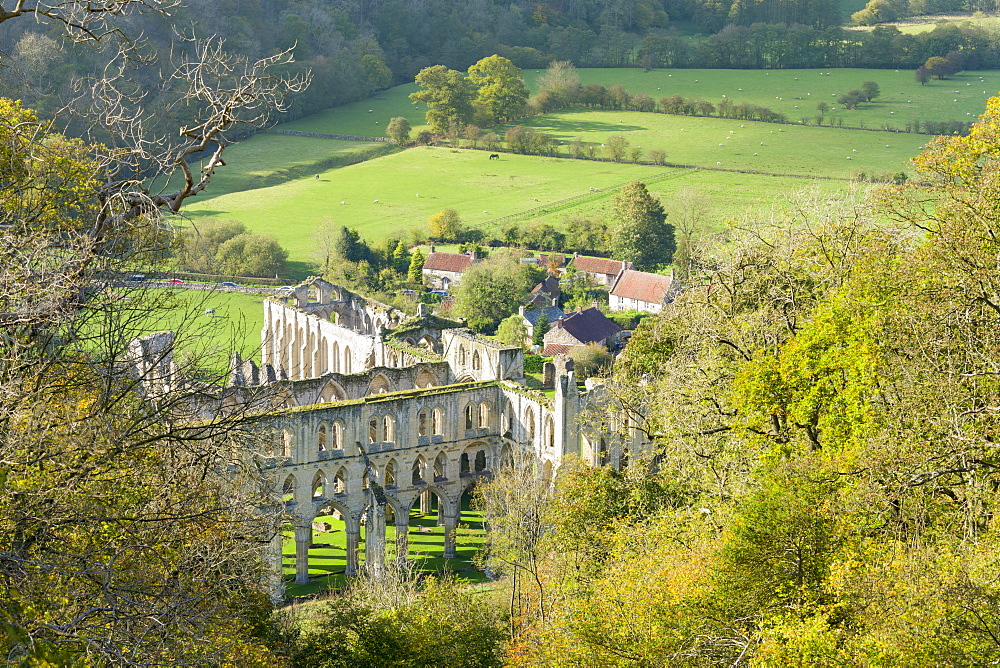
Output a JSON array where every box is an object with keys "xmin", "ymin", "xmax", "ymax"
[
  {"xmin": 422, "ymin": 251, "xmax": 476, "ymax": 290},
  {"xmin": 610, "ymin": 269, "xmax": 679, "ymax": 313},
  {"xmin": 570, "ymin": 255, "xmax": 632, "ymax": 286},
  {"xmin": 542, "ymin": 306, "xmax": 623, "ymax": 356}
]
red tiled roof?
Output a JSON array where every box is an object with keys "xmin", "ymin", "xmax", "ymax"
[
  {"xmin": 572, "ymin": 255, "xmax": 630, "ymax": 276},
  {"xmin": 543, "ymin": 343, "xmax": 573, "ymax": 357},
  {"xmin": 611, "ymin": 269, "xmax": 675, "ymax": 305},
  {"xmin": 423, "ymin": 252, "xmax": 473, "ymax": 273},
  {"xmin": 559, "ymin": 307, "xmax": 622, "ymax": 344}
]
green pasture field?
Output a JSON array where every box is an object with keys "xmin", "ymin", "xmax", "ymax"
[
  {"xmin": 128, "ymin": 288, "xmax": 267, "ymax": 368},
  {"xmin": 890, "ymin": 15, "xmax": 999, "ymax": 35},
  {"xmin": 282, "ymin": 494, "xmax": 487, "ymax": 598},
  {"xmin": 183, "ymin": 147, "xmax": 674, "ymax": 250},
  {"xmin": 507, "ymin": 109, "xmax": 922, "ymax": 178},
  {"xmin": 261, "ymin": 68, "xmax": 1000, "ymax": 141},
  {"xmin": 182, "ymin": 144, "xmax": 859, "ymax": 256},
  {"xmin": 529, "ymin": 67, "xmax": 1000, "ymax": 131},
  {"xmin": 191, "ymin": 134, "xmax": 396, "ymax": 199},
  {"xmin": 278, "ymin": 83, "xmax": 429, "ymax": 138}
]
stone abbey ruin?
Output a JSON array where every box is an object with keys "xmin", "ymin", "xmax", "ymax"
[{"xmin": 133, "ymin": 279, "xmax": 646, "ymax": 596}]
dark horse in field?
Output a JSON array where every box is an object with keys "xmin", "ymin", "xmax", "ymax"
[{"xmin": 489, "ymin": 153, "xmax": 500, "ymax": 160}]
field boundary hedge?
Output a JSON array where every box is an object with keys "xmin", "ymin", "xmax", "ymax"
[{"xmin": 271, "ymin": 129, "xmax": 393, "ymax": 142}]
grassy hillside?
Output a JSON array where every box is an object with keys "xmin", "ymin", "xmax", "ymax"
[{"xmin": 182, "ymin": 145, "xmax": 854, "ymax": 258}]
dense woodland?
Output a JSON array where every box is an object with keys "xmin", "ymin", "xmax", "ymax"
[{"xmin": 9, "ymin": 0, "xmax": 1000, "ymax": 141}]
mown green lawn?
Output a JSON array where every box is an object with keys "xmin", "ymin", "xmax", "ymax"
[
  {"xmin": 282, "ymin": 492, "xmax": 487, "ymax": 598},
  {"xmin": 126, "ymin": 288, "xmax": 267, "ymax": 370}
]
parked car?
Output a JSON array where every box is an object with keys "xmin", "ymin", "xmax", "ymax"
[
  {"xmin": 167, "ymin": 278, "xmax": 184, "ymax": 284},
  {"xmin": 125, "ymin": 274, "xmax": 146, "ymax": 282},
  {"xmin": 220, "ymin": 281, "xmax": 239, "ymax": 288}
]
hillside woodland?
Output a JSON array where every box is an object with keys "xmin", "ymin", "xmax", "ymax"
[{"xmin": 7, "ymin": 0, "xmax": 1000, "ymax": 141}]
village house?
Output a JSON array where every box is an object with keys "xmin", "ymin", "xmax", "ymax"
[
  {"xmin": 542, "ymin": 305, "xmax": 622, "ymax": 357},
  {"xmin": 518, "ymin": 304, "xmax": 565, "ymax": 343},
  {"xmin": 527, "ymin": 274, "xmax": 561, "ymax": 309},
  {"xmin": 570, "ymin": 255, "xmax": 632, "ymax": 286},
  {"xmin": 422, "ymin": 251, "xmax": 475, "ymax": 290},
  {"xmin": 609, "ymin": 269, "xmax": 679, "ymax": 313}
]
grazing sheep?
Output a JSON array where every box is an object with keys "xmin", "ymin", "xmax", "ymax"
[
  {"xmin": 846, "ymin": 156, "xmax": 852, "ymax": 160},
  {"xmin": 368, "ymin": 109, "xmax": 373, "ymax": 112},
  {"xmin": 753, "ymin": 152, "xmax": 758, "ymax": 155},
  {"xmin": 315, "ymin": 174, "xmax": 320, "ymax": 179},
  {"xmin": 716, "ymin": 161, "xmax": 721, "ymax": 165},
  {"xmin": 340, "ymin": 201, "xmax": 345, "ymax": 205},
  {"xmin": 373, "ymin": 199, "xmax": 378, "ymax": 203}
]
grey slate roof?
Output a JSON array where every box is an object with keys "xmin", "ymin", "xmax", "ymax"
[{"xmin": 522, "ymin": 305, "xmax": 565, "ymax": 326}]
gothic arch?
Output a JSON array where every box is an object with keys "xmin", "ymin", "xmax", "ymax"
[
  {"xmin": 317, "ymin": 423, "xmax": 328, "ymax": 454},
  {"xmin": 319, "ymin": 379, "xmax": 347, "ymax": 403},
  {"xmin": 412, "ymin": 455, "xmax": 427, "ymax": 484},
  {"xmin": 311, "ymin": 470, "xmax": 326, "ymax": 499},
  {"xmin": 433, "ymin": 451, "xmax": 448, "ymax": 481},
  {"xmin": 384, "ymin": 459, "xmax": 398, "ymax": 487},
  {"xmin": 333, "ymin": 467, "xmax": 347, "ymax": 494},
  {"xmin": 367, "ymin": 373, "xmax": 391, "ymax": 395},
  {"xmin": 524, "ymin": 407, "xmax": 536, "ymax": 442},
  {"xmin": 342, "ymin": 346, "xmax": 352, "ymax": 374},
  {"xmin": 415, "ymin": 369, "xmax": 437, "ymax": 388}
]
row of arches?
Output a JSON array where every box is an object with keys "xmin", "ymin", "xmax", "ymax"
[{"xmin": 282, "ymin": 443, "xmax": 494, "ymax": 503}]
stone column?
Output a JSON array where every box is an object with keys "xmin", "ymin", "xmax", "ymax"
[
  {"xmin": 443, "ymin": 517, "xmax": 458, "ymax": 559},
  {"xmin": 442, "ymin": 500, "xmax": 459, "ymax": 559},
  {"xmin": 294, "ymin": 524, "xmax": 312, "ymax": 585},
  {"xmin": 395, "ymin": 520, "xmax": 409, "ymax": 564},
  {"xmin": 345, "ymin": 528, "xmax": 361, "ymax": 576},
  {"xmin": 365, "ymin": 506, "xmax": 386, "ymax": 578},
  {"xmin": 419, "ymin": 488, "xmax": 431, "ymax": 514},
  {"xmin": 265, "ymin": 527, "xmax": 284, "ymax": 605}
]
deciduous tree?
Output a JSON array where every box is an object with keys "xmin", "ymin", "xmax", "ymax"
[
  {"xmin": 410, "ymin": 65, "xmax": 475, "ymax": 134},
  {"xmin": 610, "ymin": 180, "xmax": 674, "ymax": 270},
  {"xmin": 468, "ymin": 55, "xmax": 529, "ymax": 124}
]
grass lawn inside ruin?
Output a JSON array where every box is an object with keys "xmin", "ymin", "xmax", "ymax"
[{"xmin": 282, "ymin": 494, "xmax": 488, "ymax": 598}]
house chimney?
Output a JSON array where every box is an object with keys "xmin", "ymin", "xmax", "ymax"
[
  {"xmin": 576, "ymin": 305, "xmax": 582, "ymax": 313},
  {"xmin": 430, "ymin": 244, "xmax": 436, "ymax": 253},
  {"xmin": 518, "ymin": 305, "xmax": 525, "ymax": 317},
  {"xmin": 556, "ymin": 317, "xmax": 564, "ymax": 329},
  {"xmin": 467, "ymin": 250, "xmax": 476, "ymax": 261},
  {"xmin": 591, "ymin": 301, "xmax": 598, "ymax": 310},
  {"xmin": 670, "ymin": 267, "xmax": 676, "ymax": 280},
  {"xmin": 551, "ymin": 297, "xmax": 558, "ymax": 307}
]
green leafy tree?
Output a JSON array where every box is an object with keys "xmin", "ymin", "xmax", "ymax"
[
  {"xmin": 361, "ymin": 53, "xmax": 392, "ymax": 92},
  {"xmin": 569, "ymin": 343, "xmax": 613, "ymax": 380},
  {"xmin": 392, "ymin": 241, "xmax": 410, "ymax": 274},
  {"xmin": 860, "ymin": 80, "xmax": 880, "ymax": 102},
  {"xmin": 454, "ymin": 255, "xmax": 531, "ymax": 332},
  {"xmin": 335, "ymin": 226, "xmax": 368, "ymax": 263},
  {"xmin": 410, "ymin": 65, "xmax": 475, "ymax": 133},
  {"xmin": 215, "ymin": 233, "xmax": 288, "ymax": 277},
  {"xmin": 837, "ymin": 89, "xmax": 865, "ymax": 109},
  {"xmin": 386, "ymin": 116, "xmax": 411, "ymax": 144},
  {"xmin": 532, "ymin": 314, "xmax": 549, "ymax": 347},
  {"xmin": 610, "ymin": 180, "xmax": 674, "ymax": 270},
  {"xmin": 496, "ymin": 314, "xmax": 528, "ymax": 348},
  {"xmin": 605, "ymin": 134, "xmax": 629, "ymax": 162},
  {"xmin": 428, "ymin": 209, "xmax": 463, "ymax": 241},
  {"xmin": 924, "ymin": 56, "xmax": 950, "ymax": 79},
  {"xmin": 467, "ymin": 54, "xmax": 529, "ymax": 124},
  {"xmin": 915, "ymin": 65, "xmax": 930, "ymax": 85},
  {"xmin": 180, "ymin": 218, "xmax": 247, "ymax": 273},
  {"xmin": 407, "ymin": 248, "xmax": 425, "ymax": 283}
]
